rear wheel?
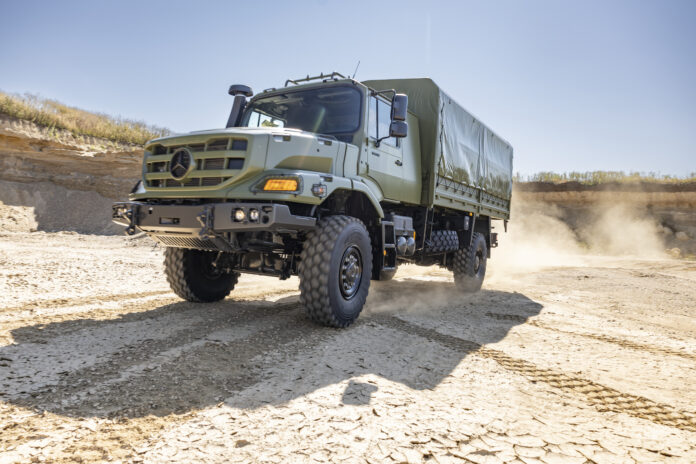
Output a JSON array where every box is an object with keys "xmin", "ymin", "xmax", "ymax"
[
  {"xmin": 164, "ymin": 248, "xmax": 239, "ymax": 302},
  {"xmin": 299, "ymin": 215, "xmax": 372, "ymax": 328},
  {"xmin": 452, "ymin": 232, "xmax": 487, "ymax": 292}
]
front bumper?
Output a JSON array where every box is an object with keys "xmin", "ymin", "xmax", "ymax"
[{"xmin": 112, "ymin": 201, "xmax": 316, "ymax": 250}]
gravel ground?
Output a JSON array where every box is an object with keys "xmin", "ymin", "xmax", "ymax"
[{"xmin": 1, "ymin": 231, "xmax": 695, "ymax": 463}]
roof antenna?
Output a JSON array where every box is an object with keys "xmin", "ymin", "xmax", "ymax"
[{"xmin": 351, "ymin": 60, "xmax": 361, "ymax": 79}]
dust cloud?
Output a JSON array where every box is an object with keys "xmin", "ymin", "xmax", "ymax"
[
  {"xmin": 366, "ymin": 196, "xmax": 670, "ymax": 313},
  {"xmin": 576, "ymin": 202, "xmax": 667, "ymax": 257},
  {"xmin": 489, "ymin": 196, "xmax": 668, "ymax": 281}
]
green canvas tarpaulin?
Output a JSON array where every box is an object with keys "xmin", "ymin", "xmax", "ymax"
[{"xmin": 363, "ymin": 78, "xmax": 514, "ymax": 203}]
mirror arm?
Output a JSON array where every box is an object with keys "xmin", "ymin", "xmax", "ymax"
[
  {"xmin": 374, "ymin": 134, "xmax": 389, "ymax": 148},
  {"xmin": 370, "ymin": 89, "xmax": 396, "ymax": 99}
]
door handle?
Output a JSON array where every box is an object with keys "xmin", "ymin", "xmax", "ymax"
[{"xmin": 395, "ymin": 160, "xmax": 403, "ymax": 166}]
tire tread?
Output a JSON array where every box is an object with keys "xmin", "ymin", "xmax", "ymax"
[{"xmin": 299, "ymin": 216, "xmax": 370, "ymax": 328}]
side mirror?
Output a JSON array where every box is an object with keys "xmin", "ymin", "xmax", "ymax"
[
  {"xmin": 391, "ymin": 94, "xmax": 408, "ymax": 121},
  {"xmin": 389, "ymin": 120, "xmax": 408, "ymax": 138}
]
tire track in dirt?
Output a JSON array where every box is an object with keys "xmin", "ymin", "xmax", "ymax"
[
  {"xmin": 1, "ymin": 290, "xmax": 173, "ymax": 313},
  {"xmin": 485, "ymin": 311, "xmax": 696, "ymax": 361},
  {"xmin": 0, "ymin": 296, "xmax": 181, "ymax": 337},
  {"xmin": 383, "ymin": 316, "xmax": 696, "ymax": 433},
  {"xmin": 1, "ymin": 302, "xmax": 312, "ymax": 461},
  {"xmin": 0, "ymin": 288, "xmax": 301, "ymax": 336}
]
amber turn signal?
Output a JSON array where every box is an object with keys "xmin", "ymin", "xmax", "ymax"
[{"xmin": 262, "ymin": 178, "xmax": 299, "ymax": 191}]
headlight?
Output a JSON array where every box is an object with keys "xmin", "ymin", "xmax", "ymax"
[
  {"xmin": 248, "ymin": 209, "xmax": 260, "ymax": 222},
  {"xmin": 233, "ymin": 208, "xmax": 246, "ymax": 222}
]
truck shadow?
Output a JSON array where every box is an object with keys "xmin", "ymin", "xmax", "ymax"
[{"xmin": 1, "ymin": 280, "xmax": 542, "ymax": 419}]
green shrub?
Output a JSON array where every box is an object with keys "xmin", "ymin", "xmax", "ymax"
[
  {"xmin": 0, "ymin": 91, "xmax": 170, "ymax": 145},
  {"xmin": 515, "ymin": 171, "xmax": 695, "ymax": 185}
]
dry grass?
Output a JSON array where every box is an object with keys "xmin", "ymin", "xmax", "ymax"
[
  {"xmin": 0, "ymin": 91, "xmax": 170, "ymax": 145},
  {"xmin": 515, "ymin": 171, "xmax": 696, "ymax": 185}
]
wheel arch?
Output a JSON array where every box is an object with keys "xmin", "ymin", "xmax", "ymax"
[{"xmin": 320, "ymin": 188, "xmax": 383, "ymax": 227}]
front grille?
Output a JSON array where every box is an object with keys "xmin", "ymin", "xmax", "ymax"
[
  {"xmin": 154, "ymin": 235, "xmax": 220, "ymax": 250},
  {"xmin": 227, "ymin": 158, "xmax": 244, "ymax": 169},
  {"xmin": 145, "ymin": 137, "xmax": 247, "ymax": 188},
  {"xmin": 163, "ymin": 178, "xmax": 201, "ymax": 187},
  {"xmin": 207, "ymin": 139, "xmax": 228, "ymax": 151},
  {"xmin": 150, "ymin": 161, "xmax": 167, "ymax": 173},
  {"xmin": 204, "ymin": 158, "xmax": 225, "ymax": 170},
  {"xmin": 201, "ymin": 177, "xmax": 223, "ymax": 186}
]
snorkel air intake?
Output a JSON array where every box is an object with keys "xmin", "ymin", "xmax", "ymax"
[{"xmin": 226, "ymin": 84, "xmax": 253, "ymax": 128}]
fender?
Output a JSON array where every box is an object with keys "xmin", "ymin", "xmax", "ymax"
[{"xmin": 348, "ymin": 179, "xmax": 385, "ymax": 218}]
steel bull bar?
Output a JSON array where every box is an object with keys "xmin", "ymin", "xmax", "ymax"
[{"xmin": 112, "ymin": 201, "xmax": 316, "ymax": 251}]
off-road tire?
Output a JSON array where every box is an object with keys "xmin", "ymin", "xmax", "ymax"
[
  {"xmin": 164, "ymin": 248, "xmax": 239, "ymax": 302},
  {"xmin": 299, "ymin": 216, "xmax": 372, "ymax": 328},
  {"xmin": 425, "ymin": 230, "xmax": 459, "ymax": 253},
  {"xmin": 452, "ymin": 232, "xmax": 487, "ymax": 292}
]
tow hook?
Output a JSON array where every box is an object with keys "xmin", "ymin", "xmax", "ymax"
[
  {"xmin": 196, "ymin": 206, "xmax": 215, "ymax": 237},
  {"xmin": 114, "ymin": 204, "xmax": 139, "ymax": 236}
]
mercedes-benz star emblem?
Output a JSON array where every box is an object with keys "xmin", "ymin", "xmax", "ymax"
[{"xmin": 170, "ymin": 148, "xmax": 193, "ymax": 180}]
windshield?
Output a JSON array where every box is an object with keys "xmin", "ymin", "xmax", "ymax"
[{"xmin": 241, "ymin": 86, "xmax": 362, "ymax": 141}]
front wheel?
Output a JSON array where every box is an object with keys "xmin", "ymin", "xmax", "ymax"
[
  {"xmin": 299, "ymin": 216, "xmax": 372, "ymax": 328},
  {"xmin": 164, "ymin": 248, "xmax": 239, "ymax": 302},
  {"xmin": 452, "ymin": 232, "xmax": 487, "ymax": 292}
]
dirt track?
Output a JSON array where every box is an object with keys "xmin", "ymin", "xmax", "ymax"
[{"xmin": 1, "ymin": 231, "xmax": 696, "ymax": 463}]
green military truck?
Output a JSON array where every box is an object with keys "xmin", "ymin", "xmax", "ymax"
[{"xmin": 113, "ymin": 72, "xmax": 513, "ymax": 328}]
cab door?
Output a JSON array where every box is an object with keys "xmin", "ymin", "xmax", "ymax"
[{"xmin": 364, "ymin": 95, "xmax": 404, "ymax": 200}]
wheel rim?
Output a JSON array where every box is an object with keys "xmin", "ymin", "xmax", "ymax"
[
  {"xmin": 339, "ymin": 245, "xmax": 362, "ymax": 300},
  {"xmin": 200, "ymin": 253, "xmax": 224, "ymax": 280}
]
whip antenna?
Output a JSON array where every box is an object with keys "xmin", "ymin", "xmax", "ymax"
[{"xmin": 351, "ymin": 61, "xmax": 361, "ymax": 79}]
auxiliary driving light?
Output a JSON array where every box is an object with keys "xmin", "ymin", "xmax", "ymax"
[
  {"xmin": 233, "ymin": 208, "xmax": 246, "ymax": 222},
  {"xmin": 248, "ymin": 208, "xmax": 260, "ymax": 222}
]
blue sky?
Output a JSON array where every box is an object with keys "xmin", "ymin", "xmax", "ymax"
[{"xmin": 1, "ymin": 0, "xmax": 694, "ymax": 176}]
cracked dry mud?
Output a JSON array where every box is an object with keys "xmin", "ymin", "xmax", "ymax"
[{"xmin": 1, "ymin": 232, "xmax": 695, "ymax": 463}]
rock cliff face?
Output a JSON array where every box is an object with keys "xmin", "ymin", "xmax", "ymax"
[{"xmin": 0, "ymin": 116, "xmax": 142, "ymax": 234}]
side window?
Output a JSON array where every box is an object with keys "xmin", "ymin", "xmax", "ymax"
[
  {"xmin": 377, "ymin": 100, "xmax": 395, "ymax": 146},
  {"xmin": 368, "ymin": 97, "xmax": 378, "ymax": 139},
  {"xmin": 369, "ymin": 96, "xmax": 398, "ymax": 147}
]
